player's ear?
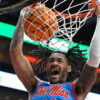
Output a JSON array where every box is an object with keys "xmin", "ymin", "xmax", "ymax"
[{"xmin": 67, "ymin": 65, "xmax": 72, "ymax": 72}]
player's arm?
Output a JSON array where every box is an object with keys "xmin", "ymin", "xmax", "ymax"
[
  {"xmin": 74, "ymin": 2, "xmax": 100, "ymax": 99},
  {"xmin": 10, "ymin": 15, "xmax": 41, "ymax": 93}
]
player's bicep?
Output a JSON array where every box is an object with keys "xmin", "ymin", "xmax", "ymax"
[
  {"xmin": 74, "ymin": 64, "xmax": 97, "ymax": 99},
  {"xmin": 11, "ymin": 53, "xmax": 38, "ymax": 93}
]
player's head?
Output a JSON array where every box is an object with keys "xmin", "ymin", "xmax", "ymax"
[
  {"xmin": 47, "ymin": 52, "xmax": 71, "ymax": 84},
  {"xmin": 31, "ymin": 44, "xmax": 86, "ymax": 82}
]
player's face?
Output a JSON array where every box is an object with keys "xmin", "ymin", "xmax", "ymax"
[{"xmin": 47, "ymin": 53, "xmax": 71, "ymax": 84}]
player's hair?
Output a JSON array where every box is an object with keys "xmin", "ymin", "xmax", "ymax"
[{"xmin": 30, "ymin": 44, "xmax": 86, "ymax": 82}]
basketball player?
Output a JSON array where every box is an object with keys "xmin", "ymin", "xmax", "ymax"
[{"xmin": 10, "ymin": 1, "xmax": 100, "ymax": 100}]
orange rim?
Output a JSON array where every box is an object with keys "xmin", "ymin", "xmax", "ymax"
[
  {"xmin": 54, "ymin": 11, "xmax": 95, "ymax": 18},
  {"xmin": 91, "ymin": 0, "xmax": 97, "ymax": 8},
  {"xmin": 54, "ymin": 0, "xmax": 97, "ymax": 18},
  {"xmin": 98, "ymin": 68, "xmax": 100, "ymax": 73}
]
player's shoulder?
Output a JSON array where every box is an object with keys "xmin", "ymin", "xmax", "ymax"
[{"xmin": 35, "ymin": 76, "xmax": 49, "ymax": 85}]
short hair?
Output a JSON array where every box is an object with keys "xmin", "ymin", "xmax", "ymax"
[{"xmin": 30, "ymin": 44, "xmax": 86, "ymax": 82}]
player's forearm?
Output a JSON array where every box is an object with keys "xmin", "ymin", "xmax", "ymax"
[
  {"xmin": 87, "ymin": 17, "xmax": 100, "ymax": 68},
  {"xmin": 10, "ymin": 16, "xmax": 24, "ymax": 55}
]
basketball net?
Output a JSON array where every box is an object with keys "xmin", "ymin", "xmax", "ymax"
[{"xmin": 21, "ymin": 0, "xmax": 96, "ymax": 52}]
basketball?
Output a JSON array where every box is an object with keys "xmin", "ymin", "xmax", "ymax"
[{"xmin": 23, "ymin": 4, "xmax": 58, "ymax": 41}]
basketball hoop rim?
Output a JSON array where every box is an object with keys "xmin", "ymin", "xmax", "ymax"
[
  {"xmin": 91, "ymin": 0, "xmax": 97, "ymax": 8},
  {"xmin": 54, "ymin": 0, "xmax": 97, "ymax": 18}
]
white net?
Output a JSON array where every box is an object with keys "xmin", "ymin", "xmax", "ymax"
[{"xmin": 21, "ymin": 0, "xmax": 96, "ymax": 52}]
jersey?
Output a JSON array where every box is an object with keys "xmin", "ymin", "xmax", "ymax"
[{"xmin": 30, "ymin": 81, "xmax": 77, "ymax": 100}]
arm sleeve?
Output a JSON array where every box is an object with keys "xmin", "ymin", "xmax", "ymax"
[{"xmin": 87, "ymin": 16, "xmax": 100, "ymax": 68}]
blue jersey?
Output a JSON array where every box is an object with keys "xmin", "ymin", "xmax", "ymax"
[{"xmin": 30, "ymin": 81, "xmax": 77, "ymax": 100}]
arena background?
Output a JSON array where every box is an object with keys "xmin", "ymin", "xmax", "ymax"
[{"xmin": 0, "ymin": 0, "xmax": 100, "ymax": 100}]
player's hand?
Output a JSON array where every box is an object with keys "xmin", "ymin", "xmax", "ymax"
[
  {"xmin": 95, "ymin": 1, "xmax": 100, "ymax": 16},
  {"xmin": 20, "ymin": 2, "xmax": 41, "ymax": 17},
  {"xmin": 88, "ymin": 1, "xmax": 100, "ymax": 16}
]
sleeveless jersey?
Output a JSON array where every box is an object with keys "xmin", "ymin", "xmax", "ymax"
[{"xmin": 30, "ymin": 81, "xmax": 77, "ymax": 100}]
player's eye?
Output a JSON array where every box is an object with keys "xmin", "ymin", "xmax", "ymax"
[{"xmin": 58, "ymin": 58, "xmax": 63, "ymax": 62}]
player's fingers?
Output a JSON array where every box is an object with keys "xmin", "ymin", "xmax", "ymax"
[
  {"xmin": 95, "ymin": 1, "xmax": 100, "ymax": 16},
  {"xmin": 88, "ymin": 3, "xmax": 94, "ymax": 9}
]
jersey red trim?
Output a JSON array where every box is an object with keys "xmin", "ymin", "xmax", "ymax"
[{"xmin": 71, "ymin": 82, "xmax": 78, "ymax": 100}]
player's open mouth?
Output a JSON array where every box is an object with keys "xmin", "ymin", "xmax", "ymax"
[{"xmin": 50, "ymin": 67, "xmax": 60, "ymax": 79}]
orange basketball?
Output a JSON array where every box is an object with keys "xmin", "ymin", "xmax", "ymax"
[{"xmin": 23, "ymin": 4, "xmax": 58, "ymax": 41}]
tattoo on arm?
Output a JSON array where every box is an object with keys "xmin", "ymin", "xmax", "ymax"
[
  {"xmin": 75, "ymin": 64, "xmax": 97, "ymax": 97},
  {"xmin": 10, "ymin": 17, "xmax": 24, "ymax": 49}
]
